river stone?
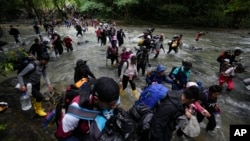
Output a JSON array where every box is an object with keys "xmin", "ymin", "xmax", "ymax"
[{"xmin": 243, "ymin": 78, "xmax": 250, "ymax": 85}]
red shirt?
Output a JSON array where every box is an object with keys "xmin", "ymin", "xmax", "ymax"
[{"xmin": 63, "ymin": 37, "xmax": 73, "ymax": 46}]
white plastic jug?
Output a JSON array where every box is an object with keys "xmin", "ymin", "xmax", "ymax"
[{"xmin": 20, "ymin": 92, "xmax": 32, "ymax": 111}]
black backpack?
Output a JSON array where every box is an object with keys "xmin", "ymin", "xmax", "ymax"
[{"xmin": 98, "ymin": 108, "xmax": 137, "ymax": 141}]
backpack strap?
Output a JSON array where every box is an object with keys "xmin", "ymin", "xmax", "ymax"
[{"xmin": 67, "ymin": 105, "xmax": 101, "ymax": 120}]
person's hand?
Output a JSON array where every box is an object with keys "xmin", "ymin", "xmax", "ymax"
[
  {"xmin": 48, "ymin": 85, "xmax": 53, "ymax": 91},
  {"xmin": 185, "ymin": 108, "xmax": 192, "ymax": 119},
  {"xmin": 21, "ymin": 85, "xmax": 26, "ymax": 92},
  {"xmin": 214, "ymin": 105, "xmax": 221, "ymax": 114},
  {"xmin": 152, "ymin": 81, "xmax": 158, "ymax": 84},
  {"xmin": 129, "ymin": 75, "xmax": 133, "ymax": 81},
  {"xmin": 202, "ymin": 110, "xmax": 211, "ymax": 117}
]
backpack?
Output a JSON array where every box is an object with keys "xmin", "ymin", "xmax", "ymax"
[
  {"xmin": 171, "ymin": 40, "xmax": 178, "ymax": 48},
  {"xmin": 135, "ymin": 84, "xmax": 168, "ymax": 109},
  {"xmin": 98, "ymin": 108, "xmax": 137, "ymax": 141},
  {"xmin": 43, "ymin": 78, "xmax": 90, "ymax": 128}
]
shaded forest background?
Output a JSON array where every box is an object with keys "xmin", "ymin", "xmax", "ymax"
[{"xmin": 0, "ymin": 0, "xmax": 250, "ymax": 29}]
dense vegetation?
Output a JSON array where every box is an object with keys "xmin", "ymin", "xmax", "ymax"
[{"xmin": 0, "ymin": 0, "xmax": 250, "ymax": 28}]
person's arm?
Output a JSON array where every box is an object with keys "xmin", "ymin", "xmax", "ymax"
[
  {"xmin": 150, "ymin": 105, "xmax": 176, "ymax": 141},
  {"xmin": 146, "ymin": 73, "xmax": 153, "ymax": 85},
  {"xmin": 18, "ymin": 63, "xmax": 35, "ymax": 87},
  {"xmin": 120, "ymin": 62, "xmax": 127, "ymax": 79},
  {"xmin": 86, "ymin": 68, "xmax": 96, "ymax": 79},
  {"xmin": 171, "ymin": 68, "xmax": 179, "ymax": 80},
  {"xmin": 55, "ymin": 103, "xmax": 80, "ymax": 139},
  {"xmin": 164, "ymin": 75, "xmax": 173, "ymax": 84},
  {"xmin": 42, "ymin": 67, "xmax": 51, "ymax": 86},
  {"xmin": 123, "ymin": 32, "xmax": 126, "ymax": 38}
]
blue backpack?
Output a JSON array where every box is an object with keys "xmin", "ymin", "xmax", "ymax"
[{"xmin": 136, "ymin": 84, "xmax": 168, "ymax": 109}]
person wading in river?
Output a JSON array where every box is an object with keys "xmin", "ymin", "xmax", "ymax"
[{"xmin": 18, "ymin": 53, "xmax": 53, "ymax": 116}]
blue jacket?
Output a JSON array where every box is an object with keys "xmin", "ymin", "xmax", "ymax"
[{"xmin": 146, "ymin": 71, "xmax": 173, "ymax": 85}]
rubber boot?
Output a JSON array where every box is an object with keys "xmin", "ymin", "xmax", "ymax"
[
  {"xmin": 120, "ymin": 88, "xmax": 125, "ymax": 96},
  {"xmin": 34, "ymin": 102, "xmax": 47, "ymax": 117},
  {"xmin": 132, "ymin": 90, "xmax": 139, "ymax": 100},
  {"xmin": 31, "ymin": 97, "xmax": 36, "ymax": 110}
]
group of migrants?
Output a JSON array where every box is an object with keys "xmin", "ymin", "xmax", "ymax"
[{"xmin": 6, "ymin": 15, "xmax": 245, "ymax": 141}]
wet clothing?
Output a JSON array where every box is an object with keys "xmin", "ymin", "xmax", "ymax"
[
  {"xmin": 29, "ymin": 43, "xmax": 45, "ymax": 59},
  {"xmin": 136, "ymin": 51, "xmax": 149, "ymax": 76},
  {"xmin": 217, "ymin": 50, "xmax": 238, "ymax": 65},
  {"xmin": 100, "ymin": 30, "xmax": 107, "ymax": 46},
  {"xmin": 107, "ymin": 46, "xmax": 119, "ymax": 65},
  {"xmin": 95, "ymin": 29, "xmax": 102, "ymax": 43},
  {"xmin": 170, "ymin": 67, "xmax": 191, "ymax": 90},
  {"xmin": 33, "ymin": 25, "xmax": 40, "ymax": 35},
  {"xmin": 118, "ymin": 52, "xmax": 131, "ymax": 77},
  {"xmin": 217, "ymin": 50, "xmax": 239, "ymax": 71},
  {"xmin": 117, "ymin": 30, "xmax": 126, "ymax": 47},
  {"xmin": 9, "ymin": 27, "xmax": 20, "ymax": 43},
  {"xmin": 17, "ymin": 60, "xmax": 50, "ymax": 102},
  {"xmin": 167, "ymin": 40, "xmax": 178, "ymax": 54},
  {"xmin": 120, "ymin": 61, "xmax": 138, "ymax": 91},
  {"xmin": 63, "ymin": 37, "xmax": 73, "ymax": 52},
  {"xmin": 146, "ymin": 71, "xmax": 173, "ymax": 85},
  {"xmin": 219, "ymin": 67, "xmax": 235, "ymax": 91},
  {"xmin": 197, "ymin": 89, "xmax": 218, "ymax": 131},
  {"xmin": 52, "ymin": 34, "xmax": 63, "ymax": 55},
  {"xmin": 75, "ymin": 25, "xmax": 83, "ymax": 36},
  {"xmin": 150, "ymin": 90, "xmax": 185, "ymax": 141}
]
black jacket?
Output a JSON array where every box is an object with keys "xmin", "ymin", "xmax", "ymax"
[{"xmin": 150, "ymin": 90, "xmax": 185, "ymax": 141}]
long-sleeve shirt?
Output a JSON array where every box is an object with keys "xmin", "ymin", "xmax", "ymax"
[
  {"xmin": 120, "ymin": 61, "xmax": 138, "ymax": 79},
  {"xmin": 18, "ymin": 60, "xmax": 50, "ymax": 86}
]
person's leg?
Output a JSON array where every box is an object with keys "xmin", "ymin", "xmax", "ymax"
[
  {"xmin": 141, "ymin": 64, "xmax": 146, "ymax": 76},
  {"xmin": 122, "ymin": 75, "xmax": 129, "ymax": 90},
  {"xmin": 32, "ymin": 83, "xmax": 47, "ymax": 116},
  {"xmin": 129, "ymin": 79, "xmax": 136, "ymax": 90},
  {"xmin": 206, "ymin": 113, "xmax": 216, "ymax": 131},
  {"xmin": 167, "ymin": 46, "xmax": 172, "ymax": 54},
  {"xmin": 227, "ymin": 78, "xmax": 234, "ymax": 91},
  {"xmin": 218, "ymin": 75, "xmax": 225, "ymax": 87},
  {"xmin": 197, "ymin": 111, "xmax": 205, "ymax": 123},
  {"xmin": 137, "ymin": 63, "xmax": 141, "ymax": 75},
  {"xmin": 110, "ymin": 55, "xmax": 115, "ymax": 65},
  {"xmin": 70, "ymin": 45, "xmax": 73, "ymax": 51}
]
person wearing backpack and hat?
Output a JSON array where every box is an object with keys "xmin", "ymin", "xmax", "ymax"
[
  {"xmin": 118, "ymin": 47, "xmax": 132, "ymax": 77},
  {"xmin": 55, "ymin": 77, "xmax": 120, "ymax": 141},
  {"xmin": 167, "ymin": 35, "xmax": 179, "ymax": 54},
  {"xmin": 136, "ymin": 46, "xmax": 149, "ymax": 76},
  {"xmin": 150, "ymin": 86, "xmax": 200, "ymax": 141},
  {"xmin": 74, "ymin": 59, "xmax": 96, "ymax": 83},
  {"xmin": 18, "ymin": 53, "xmax": 52, "ymax": 116},
  {"xmin": 146, "ymin": 64, "xmax": 173, "ymax": 85},
  {"xmin": 120, "ymin": 56, "xmax": 139, "ymax": 99},
  {"xmin": 170, "ymin": 61, "xmax": 192, "ymax": 90}
]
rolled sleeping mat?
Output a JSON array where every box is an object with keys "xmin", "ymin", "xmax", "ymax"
[{"xmin": 243, "ymin": 78, "xmax": 250, "ymax": 85}]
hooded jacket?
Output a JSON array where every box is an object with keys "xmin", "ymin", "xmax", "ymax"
[{"xmin": 150, "ymin": 90, "xmax": 185, "ymax": 141}]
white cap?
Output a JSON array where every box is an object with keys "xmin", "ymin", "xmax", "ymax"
[
  {"xmin": 224, "ymin": 59, "xmax": 230, "ymax": 62},
  {"xmin": 186, "ymin": 82, "xmax": 198, "ymax": 88}
]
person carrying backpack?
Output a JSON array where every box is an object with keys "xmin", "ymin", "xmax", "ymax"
[
  {"xmin": 119, "ymin": 56, "xmax": 139, "ymax": 99},
  {"xmin": 74, "ymin": 59, "xmax": 96, "ymax": 83},
  {"xmin": 9, "ymin": 25, "xmax": 20, "ymax": 44},
  {"xmin": 146, "ymin": 64, "xmax": 173, "ymax": 85},
  {"xmin": 118, "ymin": 47, "xmax": 132, "ymax": 77},
  {"xmin": 169, "ymin": 61, "xmax": 192, "ymax": 90},
  {"xmin": 150, "ymin": 86, "xmax": 200, "ymax": 141},
  {"xmin": 55, "ymin": 77, "xmax": 120, "ymax": 141},
  {"xmin": 51, "ymin": 32, "xmax": 64, "ymax": 56},
  {"xmin": 137, "ymin": 47, "xmax": 149, "ymax": 76},
  {"xmin": 17, "ymin": 53, "xmax": 52, "ymax": 116},
  {"xmin": 167, "ymin": 35, "xmax": 179, "ymax": 54}
]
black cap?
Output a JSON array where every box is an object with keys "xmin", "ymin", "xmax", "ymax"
[{"xmin": 94, "ymin": 77, "xmax": 119, "ymax": 103}]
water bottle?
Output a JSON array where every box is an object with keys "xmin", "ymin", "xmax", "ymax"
[
  {"xmin": 215, "ymin": 112, "xmax": 222, "ymax": 128},
  {"xmin": 26, "ymin": 83, "xmax": 32, "ymax": 96},
  {"xmin": 20, "ymin": 92, "xmax": 32, "ymax": 111}
]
